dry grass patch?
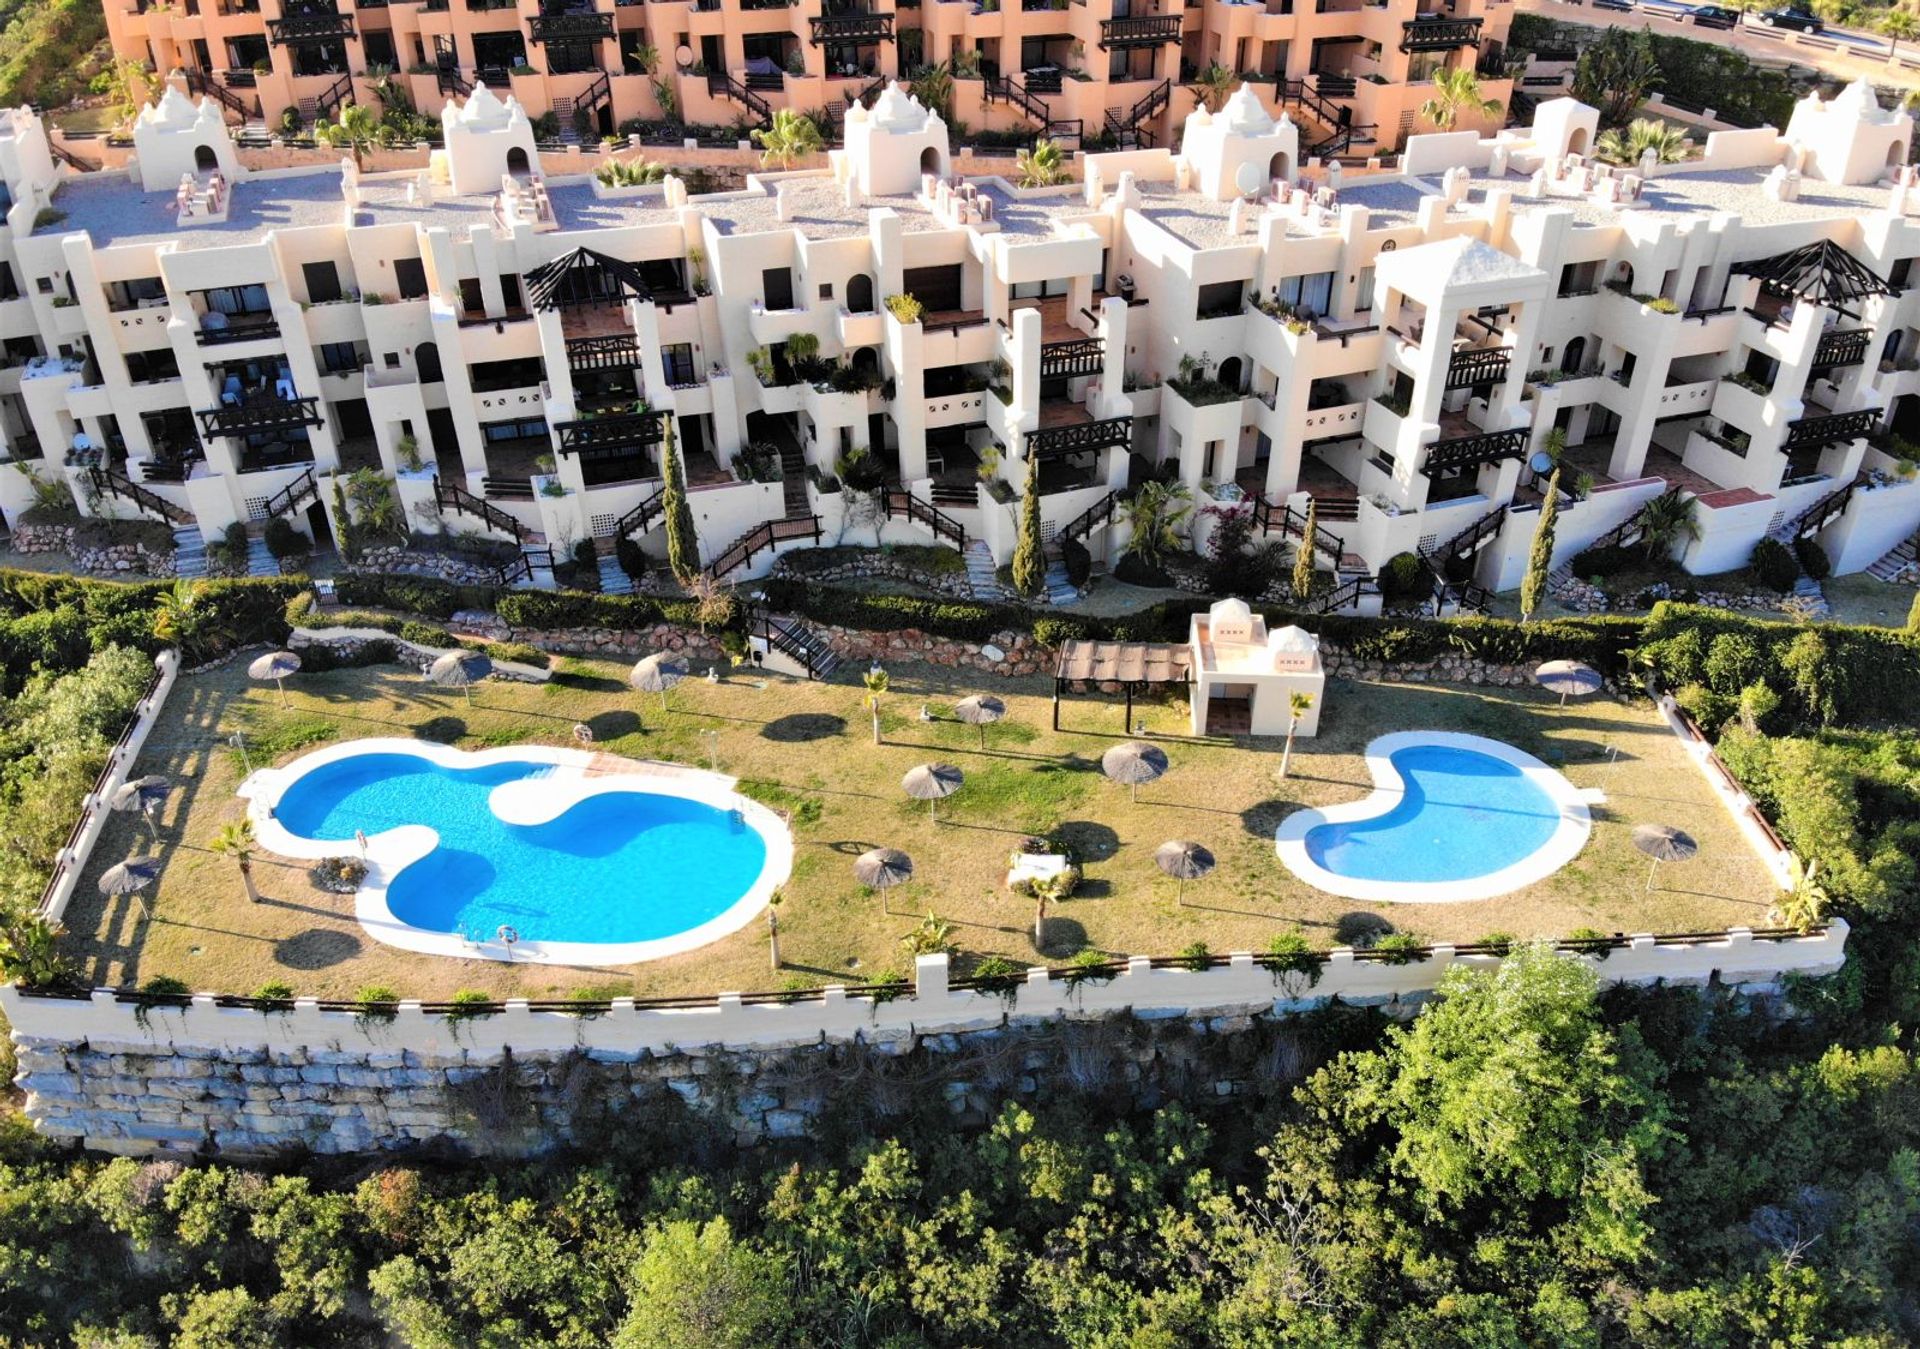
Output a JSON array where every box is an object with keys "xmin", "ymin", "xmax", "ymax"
[{"xmin": 57, "ymin": 656, "xmax": 1777, "ymax": 1001}]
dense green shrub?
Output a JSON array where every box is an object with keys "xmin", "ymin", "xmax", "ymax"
[
  {"xmin": 1379, "ymin": 551, "xmax": 1427, "ymax": 600},
  {"xmin": 332, "ymin": 573, "xmax": 497, "ymax": 619},
  {"xmin": 496, "ymin": 588, "xmax": 703, "ymax": 630},
  {"xmin": 1750, "ymin": 536, "xmax": 1799, "ymax": 592},
  {"xmin": 1569, "ymin": 543, "xmax": 1639, "ymax": 579},
  {"xmin": 615, "ymin": 534, "xmax": 649, "ymax": 582},
  {"xmin": 263, "ymin": 516, "xmax": 307, "ymax": 561},
  {"xmin": 1060, "ymin": 538, "xmax": 1091, "ymax": 589},
  {"xmin": 1112, "ymin": 550, "xmax": 1173, "ymax": 587},
  {"xmin": 481, "ymin": 640, "xmax": 548, "ymax": 669}
]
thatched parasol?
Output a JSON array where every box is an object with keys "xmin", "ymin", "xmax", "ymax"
[
  {"xmin": 902, "ymin": 763, "xmax": 964, "ymax": 821},
  {"xmin": 1533, "ymin": 659, "xmax": 1603, "ymax": 707},
  {"xmin": 953, "ymin": 694, "xmax": 1007, "ymax": 750},
  {"xmin": 854, "ymin": 847, "xmax": 914, "ymax": 890},
  {"xmin": 1632, "ymin": 823, "xmax": 1699, "ymax": 893},
  {"xmin": 630, "ymin": 652, "xmax": 690, "ymax": 710},
  {"xmin": 98, "ymin": 856, "xmax": 161, "ymax": 916},
  {"xmin": 110, "ymin": 775, "xmax": 170, "ymax": 842},
  {"xmin": 426, "ymin": 650, "xmax": 493, "ymax": 704},
  {"xmin": 1102, "ymin": 741, "xmax": 1169, "ymax": 802},
  {"xmin": 248, "ymin": 650, "xmax": 303, "ymax": 707},
  {"xmin": 1154, "ymin": 839, "xmax": 1216, "ymax": 907}
]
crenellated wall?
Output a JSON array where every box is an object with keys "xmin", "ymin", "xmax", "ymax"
[{"xmin": 3, "ymin": 925, "xmax": 1847, "ymax": 1158}]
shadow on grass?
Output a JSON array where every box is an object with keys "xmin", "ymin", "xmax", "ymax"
[
  {"xmin": 1055, "ymin": 820, "xmax": 1120, "ymax": 860},
  {"xmin": 586, "ymin": 709, "xmax": 644, "ymax": 740},
  {"xmin": 1034, "ymin": 916, "xmax": 1088, "ymax": 957},
  {"xmin": 1239, "ymin": 798, "xmax": 1300, "ymax": 838},
  {"xmin": 413, "ymin": 715, "xmax": 467, "ymax": 743},
  {"xmin": 273, "ymin": 927, "xmax": 363, "ymax": 969},
  {"xmin": 763, "ymin": 713, "xmax": 847, "ymax": 743}
]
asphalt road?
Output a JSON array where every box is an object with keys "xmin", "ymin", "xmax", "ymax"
[{"xmin": 1516, "ymin": 0, "xmax": 1920, "ymax": 87}]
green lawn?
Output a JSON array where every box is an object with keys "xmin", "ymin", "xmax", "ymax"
[{"xmin": 56, "ymin": 655, "xmax": 1779, "ymax": 1001}]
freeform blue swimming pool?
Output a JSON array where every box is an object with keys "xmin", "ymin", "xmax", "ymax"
[
  {"xmin": 275, "ymin": 753, "xmax": 770, "ymax": 945},
  {"xmin": 1303, "ymin": 744, "xmax": 1562, "ymax": 883},
  {"xmin": 1276, "ymin": 732, "xmax": 1590, "ymax": 902}
]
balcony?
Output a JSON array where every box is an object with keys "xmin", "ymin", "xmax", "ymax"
[
  {"xmin": 1027, "ymin": 408, "xmax": 1132, "ymax": 459},
  {"xmin": 1400, "ymin": 16, "xmax": 1480, "ymax": 51},
  {"xmin": 556, "ymin": 409, "xmax": 666, "ymax": 454},
  {"xmin": 1811, "ymin": 328, "xmax": 1871, "ymax": 372},
  {"xmin": 196, "ymin": 314, "xmax": 281, "ymax": 346},
  {"xmin": 197, "ymin": 392, "xmax": 325, "ymax": 440},
  {"xmin": 566, "ymin": 334, "xmax": 642, "ymax": 373},
  {"xmin": 1040, "ymin": 337, "xmax": 1104, "ymax": 379},
  {"xmin": 1443, "ymin": 347, "xmax": 1509, "ymax": 392},
  {"xmin": 267, "ymin": 6, "xmax": 355, "ymax": 44},
  {"xmin": 1099, "ymin": 13, "xmax": 1184, "ymax": 47},
  {"xmin": 528, "ymin": 9, "xmax": 615, "ymax": 41},
  {"xmin": 1783, "ymin": 409, "xmax": 1875, "ymax": 452},
  {"xmin": 808, "ymin": 10, "xmax": 893, "ymax": 43},
  {"xmin": 1419, "ymin": 427, "xmax": 1526, "ymax": 478}
]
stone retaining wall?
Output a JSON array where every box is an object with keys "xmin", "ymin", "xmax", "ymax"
[
  {"xmin": 2, "ymin": 926, "xmax": 1848, "ymax": 1157},
  {"xmin": 12, "ymin": 521, "xmax": 175, "ymax": 577},
  {"xmin": 347, "ymin": 546, "xmax": 508, "ymax": 587},
  {"xmin": 771, "ymin": 552, "xmax": 975, "ymax": 599}
]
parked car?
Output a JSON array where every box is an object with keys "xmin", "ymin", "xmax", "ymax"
[
  {"xmin": 1756, "ymin": 6, "xmax": 1824, "ymax": 30},
  {"xmin": 1689, "ymin": 5, "xmax": 1743, "ymax": 28}
]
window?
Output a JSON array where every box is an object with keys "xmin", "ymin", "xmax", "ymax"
[
  {"xmin": 3, "ymin": 335, "xmax": 40, "ymax": 365},
  {"xmin": 35, "ymin": 277, "xmax": 52, "ymax": 294},
  {"xmin": 317, "ymin": 341, "xmax": 367, "ymax": 374},
  {"xmin": 482, "ymin": 416, "xmax": 548, "ymax": 442},
  {"xmin": 201, "ymin": 283, "xmax": 272, "ymax": 316},
  {"xmin": 394, "ymin": 257, "xmax": 428, "ymax": 300},
  {"xmin": 383, "ymin": 352, "xmax": 401, "ymax": 368},
  {"xmin": 1892, "ymin": 256, "xmax": 1914, "ymax": 289},
  {"xmin": 459, "ymin": 277, "xmax": 484, "ymax": 314},
  {"xmin": 124, "ymin": 348, "xmax": 181, "ymax": 383},
  {"xmin": 663, "ymin": 343, "xmax": 697, "ymax": 387},
  {"xmin": 1275, "ymin": 271, "xmax": 1335, "ymax": 314},
  {"xmin": 469, "ymin": 356, "xmax": 546, "ymax": 392},
  {"xmin": 303, "ymin": 261, "xmax": 343, "ymax": 305},
  {"xmin": 819, "ymin": 283, "xmax": 833, "ymax": 300},
  {"xmin": 1195, "ymin": 279, "xmax": 1245, "ymax": 321},
  {"xmin": 104, "ymin": 276, "xmax": 165, "ymax": 311},
  {"xmin": 499, "ymin": 273, "xmax": 523, "ymax": 311},
  {"xmin": 763, "ymin": 267, "xmax": 795, "ymax": 311}
]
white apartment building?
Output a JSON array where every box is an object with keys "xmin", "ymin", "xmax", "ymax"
[{"xmin": 0, "ymin": 73, "xmax": 1918, "ymax": 607}]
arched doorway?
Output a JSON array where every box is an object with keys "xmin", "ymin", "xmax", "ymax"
[
  {"xmin": 919, "ymin": 145, "xmax": 942, "ymax": 178},
  {"xmin": 506, "ymin": 146, "xmax": 530, "ymax": 177},
  {"xmin": 1561, "ymin": 336, "xmax": 1586, "ymax": 374},
  {"xmin": 1889, "ymin": 140, "xmax": 1909, "ymax": 170},
  {"xmin": 847, "ymin": 273, "xmax": 875, "ymax": 313},
  {"xmin": 194, "ymin": 144, "xmax": 218, "ymax": 172},
  {"xmin": 1268, "ymin": 151, "xmax": 1291, "ymax": 184},
  {"xmin": 416, "ymin": 342, "xmax": 442, "ymax": 383},
  {"xmin": 850, "ymin": 346, "xmax": 880, "ymax": 377},
  {"xmin": 1612, "ymin": 262, "xmax": 1634, "ymax": 291},
  {"xmin": 1216, "ymin": 356, "xmax": 1243, "ymax": 391},
  {"xmin": 1568, "ymin": 126, "xmax": 1590, "ymax": 156}
]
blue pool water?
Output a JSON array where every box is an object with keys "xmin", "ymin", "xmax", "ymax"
[
  {"xmin": 275, "ymin": 754, "xmax": 768, "ymax": 944},
  {"xmin": 1304, "ymin": 745, "xmax": 1562, "ymax": 884}
]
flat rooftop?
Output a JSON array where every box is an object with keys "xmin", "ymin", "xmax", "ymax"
[{"xmin": 45, "ymin": 169, "xmax": 350, "ymax": 249}]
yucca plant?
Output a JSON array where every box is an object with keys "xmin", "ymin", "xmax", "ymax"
[
  {"xmin": 1187, "ymin": 63, "xmax": 1238, "ymax": 114},
  {"xmin": 1014, "ymin": 137, "xmax": 1067, "ymax": 188},
  {"xmin": 1595, "ymin": 117, "xmax": 1690, "ymax": 167}
]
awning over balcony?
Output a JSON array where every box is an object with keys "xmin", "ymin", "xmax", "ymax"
[
  {"xmin": 556, "ymin": 409, "xmax": 666, "ymax": 454},
  {"xmin": 1735, "ymin": 240, "xmax": 1896, "ymax": 319},
  {"xmin": 1420, "ymin": 427, "xmax": 1527, "ymax": 477},
  {"xmin": 1401, "ymin": 16, "xmax": 1481, "ymax": 52},
  {"xmin": 526, "ymin": 247, "xmax": 651, "ymax": 311}
]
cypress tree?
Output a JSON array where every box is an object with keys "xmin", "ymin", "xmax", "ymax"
[
  {"xmin": 331, "ymin": 478, "xmax": 356, "ymax": 562},
  {"xmin": 1011, "ymin": 450, "xmax": 1044, "ymax": 597},
  {"xmin": 661, "ymin": 418, "xmax": 699, "ymax": 581},
  {"xmin": 1291, "ymin": 498, "xmax": 1318, "ymax": 602},
  {"xmin": 1520, "ymin": 467, "xmax": 1562, "ymax": 623}
]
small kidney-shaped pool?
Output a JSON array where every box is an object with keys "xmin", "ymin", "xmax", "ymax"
[
  {"xmin": 245, "ymin": 740, "xmax": 793, "ymax": 964},
  {"xmin": 1275, "ymin": 731, "xmax": 1592, "ymax": 903}
]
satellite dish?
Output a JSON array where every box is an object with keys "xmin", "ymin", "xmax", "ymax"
[
  {"xmin": 1529, "ymin": 451, "xmax": 1557, "ymax": 475},
  {"xmin": 676, "ymin": 43, "xmax": 695, "ymax": 70},
  {"xmin": 1234, "ymin": 161, "xmax": 1263, "ymax": 197}
]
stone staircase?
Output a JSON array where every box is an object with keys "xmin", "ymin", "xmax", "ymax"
[
  {"xmin": 173, "ymin": 526, "xmax": 207, "ymax": 579},
  {"xmin": 1867, "ymin": 533, "xmax": 1918, "ymax": 582},
  {"xmin": 1765, "ymin": 514, "xmax": 1831, "ymax": 619},
  {"xmin": 964, "ymin": 539, "xmax": 1009, "ymax": 601},
  {"xmin": 597, "ymin": 552, "xmax": 635, "ymax": 595},
  {"xmin": 245, "ymin": 534, "xmax": 276, "ymax": 577},
  {"xmin": 763, "ymin": 612, "xmax": 843, "ymax": 679},
  {"xmin": 1042, "ymin": 553, "xmax": 1080, "ymax": 606}
]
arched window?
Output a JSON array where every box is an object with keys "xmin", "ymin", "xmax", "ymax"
[
  {"xmin": 1267, "ymin": 151, "xmax": 1291, "ymax": 184},
  {"xmin": 1568, "ymin": 127, "xmax": 1590, "ymax": 155},
  {"xmin": 919, "ymin": 145, "xmax": 942, "ymax": 178},
  {"xmin": 194, "ymin": 144, "xmax": 218, "ymax": 172},
  {"xmin": 1561, "ymin": 336, "xmax": 1586, "ymax": 374},
  {"xmin": 1216, "ymin": 356, "xmax": 1244, "ymax": 391},
  {"xmin": 506, "ymin": 146, "xmax": 530, "ymax": 176},
  {"xmin": 417, "ymin": 341, "xmax": 442, "ymax": 383},
  {"xmin": 847, "ymin": 273, "xmax": 875, "ymax": 313}
]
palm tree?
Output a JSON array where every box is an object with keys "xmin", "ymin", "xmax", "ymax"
[
  {"xmin": 752, "ymin": 108, "xmax": 824, "ymax": 171},
  {"xmin": 1636, "ymin": 489, "xmax": 1700, "ymax": 561},
  {"xmin": 1188, "ymin": 63, "xmax": 1238, "ymax": 114},
  {"xmin": 596, "ymin": 157, "xmax": 667, "ymax": 187},
  {"xmin": 1119, "ymin": 480, "xmax": 1195, "ymax": 570},
  {"xmin": 104, "ymin": 58, "xmax": 162, "ymax": 129},
  {"xmin": 908, "ymin": 64, "xmax": 955, "ymax": 123},
  {"xmin": 151, "ymin": 579, "xmax": 228, "ymax": 662},
  {"xmin": 317, "ymin": 102, "xmax": 379, "ymax": 171},
  {"xmin": 1595, "ymin": 117, "xmax": 1690, "ymax": 168},
  {"xmin": 628, "ymin": 42, "xmax": 660, "ymax": 75},
  {"xmin": 1280, "ymin": 691, "xmax": 1313, "ymax": 779},
  {"xmin": 863, "ymin": 664, "xmax": 889, "ymax": 745},
  {"xmin": 1884, "ymin": 8, "xmax": 1918, "ymax": 62},
  {"xmin": 1417, "ymin": 68, "xmax": 1504, "ymax": 132},
  {"xmin": 1014, "ymin": 138, "xmax": 1068, "ymax": 188},
  {"xmin": 213, "ymin": 818, "xmax": 260, "ymax": 905}
]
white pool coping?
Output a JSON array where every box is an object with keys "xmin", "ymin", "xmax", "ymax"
[
  {"xmin": 1274, "ymin": 730, "xmax": 1595, "ymax": 904},
  {"xmin": 239, "ymin": 738, "xmax": 794, "ymax": 965}
]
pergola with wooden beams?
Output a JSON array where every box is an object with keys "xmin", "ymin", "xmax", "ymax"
[
  {"xmin": 525, "ymin": 247, "xmax": 652, "ymax": 312},
  {"xmin": 1052, "ymin": 639, "xmax": 1193, "ymax": 732},
  {"xmin": 1734, "ymin": 240, "xmax": 1897, "ymax": 321}
]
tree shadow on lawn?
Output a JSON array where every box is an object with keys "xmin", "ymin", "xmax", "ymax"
[
  {"xmin": 586, "ymin": 709, "xmax": 644, "ymax": 740},
  {"xmin": 1240, "ymin": 797, "xmax": 1305, "ymax": 838},
  {"xmin": 272, "ymin": 927, "xmax": 364, "ymax": 969},
  {"xmin": 762, "ymin": 713, "xmax": 847, "ymax": 742},
  {"xmin": 413, "ymin": 715, "xmax": 468, "ymax": 743},
  {"xmin": 1053, "ymin": 820, "xmax": 1120, "ymax": 861},
  {"xmin": 547, "ymin": 666, "xmax": 627, "ymax": 695}
]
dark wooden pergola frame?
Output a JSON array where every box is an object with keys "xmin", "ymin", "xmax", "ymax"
[
  {"xmin": 525, "ymin": 246, "xmax": 652, "ymax": 312},
  {"xmin": 1734, "ymin": 240, "xmax": 1896, "ymax": 322},
  {"xmin": 1051, "ymin": 639, "xmax": 1193, "ymax": 733}
]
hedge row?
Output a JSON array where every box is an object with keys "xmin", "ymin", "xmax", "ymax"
[{"xmin": 330, "ymin": 573, "xmax": 499, "ymax": 620}]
